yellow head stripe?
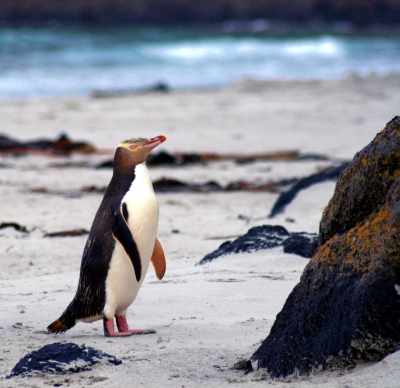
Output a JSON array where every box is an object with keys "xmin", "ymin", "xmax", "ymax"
[{"xmin": 118, "ymin": 138, "xmax": 148, "ymax": 147}]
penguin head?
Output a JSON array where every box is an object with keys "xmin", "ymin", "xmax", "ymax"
[{"xmin": 114, "ymin": 135, "xmax": 167, "ymax": 170}]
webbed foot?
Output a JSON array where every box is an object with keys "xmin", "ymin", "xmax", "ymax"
[{"xmin": 116, "ymin": 315, "xmax": 156, "ymax": 335}]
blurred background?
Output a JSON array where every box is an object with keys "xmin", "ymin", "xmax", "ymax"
[{"xmin": 1, "ymin": 0, "xmax": 400, "ymax": 100}]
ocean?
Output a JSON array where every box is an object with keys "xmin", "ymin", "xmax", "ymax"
[{"xmin": 1, "ymin": 23, "xmax": 400, "ymax": 100}]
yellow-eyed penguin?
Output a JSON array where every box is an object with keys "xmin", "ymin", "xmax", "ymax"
[{"xmin": 47, "ymin": 135, "xmax": 167, "ymax": 337}]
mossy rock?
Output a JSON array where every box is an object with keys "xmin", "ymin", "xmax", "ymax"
[
  {"xmin": 252, "ymin": 117, "xmax": 400, "ymax": 378},
  {"xmin": 319, "ymin": 116, "xmax": 400, "ymax": 245}
]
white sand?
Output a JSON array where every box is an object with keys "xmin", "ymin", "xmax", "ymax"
[{"xmin": 0, "ymin": 74, "xmax": 400, "ymax": 387}]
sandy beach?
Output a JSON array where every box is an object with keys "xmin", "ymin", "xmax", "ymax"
[{"xmin": 1, "ymin": 74, "xmax": 400, "ymax": 387}]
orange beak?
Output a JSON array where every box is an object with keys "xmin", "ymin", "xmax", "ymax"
[{"xmin": 143, "ymin": 135, "xmax": 167, "ymax": 149}]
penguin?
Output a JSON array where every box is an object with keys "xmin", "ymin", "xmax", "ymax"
[{"xmin": 47, "ymin": 135, "xmax": 167, "ymax": 337}]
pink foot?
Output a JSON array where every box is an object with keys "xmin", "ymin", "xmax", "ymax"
[
  {"xmin": 115, "ymin": 315, "xmax": 156, "ymax": 335},
  {"xmin": 103, "ymin": 318, "xmax": 134, "ymax": 337}
]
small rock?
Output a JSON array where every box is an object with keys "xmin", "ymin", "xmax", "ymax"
[
  {"xmin": 282, "ymin": 232, "xmax": 319, "ymax": 258},
  {"xmin": 96, "ymin": 159, "xmax": 114, "ymax": 169},
  {"xmin": 147, "ymin": 151, "xmax": 176, "ymax": 166},
  {"xmin": 0, "ymin": 222, "xmax": 29, "ymax": 233},
  {"xmin": 44, "ymin": 229, "xmax": 89, "ymax": 238},
  {"xmin": 0, "ymin": 133, "xmax": 95, "ymax": 155},
  {"xmin": 232, "ymin": 359, "xmax": 253, "ymax": 372},
  {"xmin": 198, "ymin": 225, "xmax": 317, "ymax": 264},
  {"xmin": 152, "ymin": 178, "xmax": 222, "ymax": 192},
  {"xmin": 7, "ymin": 342, "xmax": 121, "ymax": 378}
]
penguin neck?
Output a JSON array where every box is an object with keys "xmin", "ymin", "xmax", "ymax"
[{"xmin": 113, "ymin": 147, "xmax": 145, "ymax": 178}]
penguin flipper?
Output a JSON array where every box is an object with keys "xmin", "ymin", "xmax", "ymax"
[
  {"xmin": 112, "ymin": 211, "xmax": 142, "ymax": 282},
  {"xmin": 151, "ymin": 238, "xmax": 166, "ymax": 280}
]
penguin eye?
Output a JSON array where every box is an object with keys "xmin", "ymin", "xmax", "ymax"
[{"xmin": 129, "ymin": 144, "xmax": 138, "ymax": 151}]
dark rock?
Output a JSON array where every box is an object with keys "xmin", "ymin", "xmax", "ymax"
[
  {"xmin": 148, "ymin": 151, "xmax": 204, "ymax": 166},
  {"xmin": 225, "ymin": 178, "xmax": 297, "ymax": 193},
  {"xmin": 174, "ymin": 153, "xmax": 203, "ymax": 165},
  {"xmin": 81, "ymin": 185, "xmax": 107, "ymax": 193},
  {"xmin": 27, "ymin": 133, "xmax": 95, "ymax": 154},
  {"xmin": 198, "ymin": 225, "xmax": 317, "ymax": 264},
  {"xmin": 62, "ymin": 138, "xmax": 94, "ymax": 154},
  {"xmin": 44, "ymin": 229, "xmax": 89, "ymax": 237},
  {"xmin": 0, "ymin": 135, "xmax": 25, "ymax": 151},
  {"xmin": 199, "ymin": 225, "xmax": 288, "ymax": 264},
  {"xmin": 299, "ymin": 153, "xmax": 332, "ymax": 161},
  {"xmin": 91, "ymin": 82, "xmax": 170, "ymax": 98},
  {"xmin": 31, "ymin": 178, "xmax": 290, "ymax": 195},
  {"xmin": 7, "ymin": 342, "xmax": 121, "ymax": 378},
  {"xmin": 48, "ymin": 161, "xmax": 91, "ymax": 168},
  {"xmin": 152, "ymin": 178, "xmax": 189, "ymax": 190},
  {"xmin": 0, "ymin": 133, "xmax": 95, "ymax": 155},
  {"xmin": 0, "ymin": 222, "xmax": 29, "ymax": 233},
  {"xmin": 145, "ymin": 82, "xmax": 170, "ymax": 93},
  {"xmin": 319, "ymin": 116, "xmax": 400, "ymax": 245},
  {"xmin": 269, "ymin": 162, "xmax": 349, "ymax": 218},
  {"xmin": 197, "ymin": 181, "xmax": 223, "ymax": 192},
  {"xmin": 153, "ymin": 178, "xmax": 222, "ymax": 192},
  {"xmin": 99, "ymin": 151, "xmax": 202, "ymax": 168},
  {"xmin": 282, "ymin": 232, "xmax": 319, "ymax": 258},
  {"xmin": 96, "ymin": 150, "xmax": 315, "ymax": 169},
  {"xmin": 96, "ymin": 159, "xmax": 114, "ymax": 169},
  {"xmin": 252, "ymin": 117, "xmax": 400, "ymax": 378},
  {"xmin": 84, "ymin": 173, "xmax": 295, "ymax": 193},
  {"xmin": 232, "ymin": 359, "xmax": 253, "ymax": 373},
  {"xmin": 234, "ymin": 151, "xmax": 301, "ymax": 164},
  {"xmin": 147, "ymin": 151, "xmax": 176, "ymax": 166},
  {"xmin": 152, "ymin": 176, "xmax": 297, "ymax": 193}
]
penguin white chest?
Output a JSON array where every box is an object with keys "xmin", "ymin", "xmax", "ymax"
[
  {"xmin": 104, "ymin": 163, "xmax": 158, "ymax": 318},
  {"xmin": 123, "ymin": 163, "xmax": 159, "ymax": 261}
]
